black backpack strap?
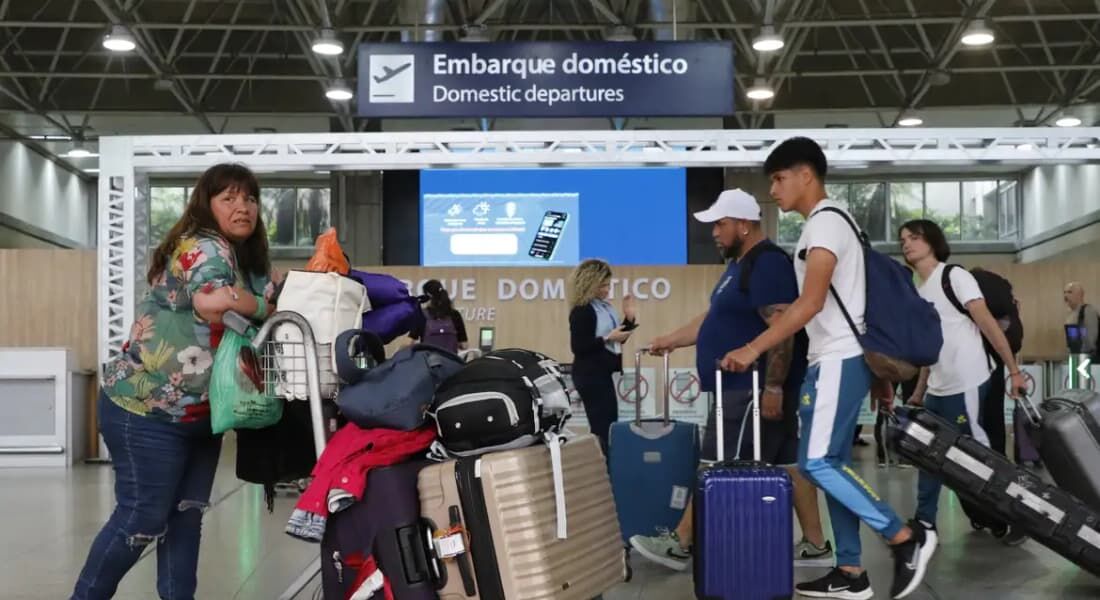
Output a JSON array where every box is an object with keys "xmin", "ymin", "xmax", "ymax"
[
  {"xmin": 798, "ymin": 206, "xmax": 866, "ymax": 342},
  {"xmin": 738, "ymin": 241, "xmax": 790, "ymax": 293},
  {"xmin": 941, "ymin": 264, "xmax": 969, "ymax": 317}
]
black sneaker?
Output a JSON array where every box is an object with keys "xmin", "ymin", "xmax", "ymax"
[
  {"xmin": 796, "ymin": 567, "xmax": 873, "ymax": 600},
  {"xmin": 1001, "ymin": 524, "xmax": 1028, "ymax": 547},
  {"xmin": 890, "ymin": 520, "xmax": 938, "ymax": 599}
]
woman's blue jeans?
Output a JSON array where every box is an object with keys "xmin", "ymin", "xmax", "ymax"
[{"xmin": 70, "ymin": 392, "xmax": 223, "ymax": 600}]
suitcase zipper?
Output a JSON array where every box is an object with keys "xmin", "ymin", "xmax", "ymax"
[
  {"xmin": 436, "ymin": 392, "xmax": 520, "ymax": 426},
  {"xmin": 456, "ymin": 458, "xmax": 506, "ymax": 600}
]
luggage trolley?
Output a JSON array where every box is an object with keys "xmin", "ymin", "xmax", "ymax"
[{"xmin": 225, "ymin": 310, "xmax": 359, "ymax": 600}]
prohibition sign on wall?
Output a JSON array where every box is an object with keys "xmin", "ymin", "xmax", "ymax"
[
  {"xmin": 670, "ymin": 372, "xmax": 701, "ymax": 405},
  {"xmin": 617, "ymin": 372, "xmax": 650, "ymax": 404}
]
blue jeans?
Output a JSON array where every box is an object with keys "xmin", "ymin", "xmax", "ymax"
[
  {"xmin": 916, "ymin": 379, "xmax": 991, "ymax": 525},
  {"xmin": 798, "ymin": 356, "xmax": 905, "ymax": 568},
  {"xmin": 71, "ymin": 392, "xmax": 223, "ymax": 600}
]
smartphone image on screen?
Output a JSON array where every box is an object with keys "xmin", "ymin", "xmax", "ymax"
[{"xmin": 528, "ymin": 211, "xmax": 569, "ymax": 260}]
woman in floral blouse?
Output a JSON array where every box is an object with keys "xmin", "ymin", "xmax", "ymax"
[{"xmin": 71, "ymin": 163, "xmax": 277, "ymax": 600}]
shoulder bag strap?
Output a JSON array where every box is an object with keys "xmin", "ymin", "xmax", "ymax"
[
  {"xmin": 800, "ymin": 206, "xmax": 864, "ymax": 341},
  {"xmin": 940, "ymin": 264, "xmax": 969, "ymax": 317}
]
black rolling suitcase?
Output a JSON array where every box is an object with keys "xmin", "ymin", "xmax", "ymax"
[
  {"xmin": 890, "ymin": 406, "xmax": 1100, "ymax": 577},
  {"xmin": 1025, "ymin": 390, "xmax": 1100, "ymax": 510},
  {"xmin": 320, "ymin": 461, "xmax": 437, "ymax": 600}
]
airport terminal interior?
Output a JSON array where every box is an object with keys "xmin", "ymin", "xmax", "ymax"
[{"xmin": 3, "ymin": 1, "xmax": 1100, "ymax": 599}]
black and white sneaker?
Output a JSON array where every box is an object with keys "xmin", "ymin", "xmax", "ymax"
[
  {"xmin": 890, "ymin": 520, "xmax": 938, "ymax": 599},
  {"xmin": 796, "ymin": 567, "xmax": 873, "ymax": 600}
]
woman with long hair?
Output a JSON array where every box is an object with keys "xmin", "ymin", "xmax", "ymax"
[
  {"xmin": 568, "ymin": 259, "xmax": 636, "ymax": 454},
  {"xmin": 71, "ymin": 164, "xmax": 278, "ymax": 600},
  {"xmin": 409, "ymin": 279, "xmax": 468, "ymax": 353}
]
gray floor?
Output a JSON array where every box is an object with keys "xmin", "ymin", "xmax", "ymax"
[{"xmin": 2, "ymin": 437, "xmax": 1097, "ymax": 600}]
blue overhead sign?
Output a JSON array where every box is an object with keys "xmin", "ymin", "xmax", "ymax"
[{"xmin": 356, "ymin": 41, "xmax": 734, "ymax": 118}]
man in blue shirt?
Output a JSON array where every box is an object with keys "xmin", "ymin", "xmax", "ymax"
[{"xmin": 629, "ymin": 189, "xmax": 831, "ymax": 571}]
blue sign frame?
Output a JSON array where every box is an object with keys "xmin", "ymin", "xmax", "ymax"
[{"xmin": 356, "ymin": 41, "xmax": 735, "ymax": 118}]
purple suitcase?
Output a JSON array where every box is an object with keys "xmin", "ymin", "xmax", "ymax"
[
  {"xmin": 694, "ymin": 369, "xmax": 794, "ymax": 600},
  {"xmin": 320, "ymin": 461, "xmax": 437, "ymax": 600}
]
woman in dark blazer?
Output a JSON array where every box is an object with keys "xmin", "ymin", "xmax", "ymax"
[{"xmin": 568, "ymin": 259, "xmax": 637, "ymax": 454}]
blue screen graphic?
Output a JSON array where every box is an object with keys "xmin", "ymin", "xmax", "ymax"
[{"xmin": 420, "ymin": 168, "xmax": 687, "ymax": 267}]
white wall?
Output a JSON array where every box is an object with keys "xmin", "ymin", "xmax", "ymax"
[
  {"xmin": 1021, "ymin": 163, "xmax": 1100, "ymax": 239},
  {"xmin": 0, "ymin": 142, "xmax": 95, "ymax": 247}
]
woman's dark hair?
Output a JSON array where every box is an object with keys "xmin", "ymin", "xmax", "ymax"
[
  {"xmin": 763, "ymin": 136, "xmax": 828, "ymax": 180},
  {"xmin": 147, "ymin": 163, "xmax": 270, "ymax": 285},
  {"xmin": 422, "ymin": 279, "xmax": 453, "ymax": 318},
  {"xmin": 898, "ymin": 219, "xmax": 951, "ymax": 262}
]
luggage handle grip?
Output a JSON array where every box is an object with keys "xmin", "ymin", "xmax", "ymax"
[
  {"xmin": 714, "ymin": 362, "xmax": 761, "ymax": 463},
  {"xmin": 633, "ymin": 347, "xmax": 671, "ymax": 427},
  {"xmin": 1017, "ymin": 391, "xmax": 1042, "ymax": 427}
]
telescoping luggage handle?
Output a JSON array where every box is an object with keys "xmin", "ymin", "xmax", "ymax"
[
  {"xmin": 633, "ymin": 347, "xmax": 671, "ymax": 427},
  {"xmin": 1017, "ymin": 390, "xmax": 1043, "ymax": 427},
  {"xmin": 714, "ymin": 364, "xmax": 762, "ymax": 463}
]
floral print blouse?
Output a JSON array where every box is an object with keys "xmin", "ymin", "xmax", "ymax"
[{"xmin": 103, "ymin": 232, "xmax": 274, "ymax": 423}]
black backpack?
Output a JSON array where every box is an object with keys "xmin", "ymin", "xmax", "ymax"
[
  {"xmin": 429, "ymin": 348, "xmax": 572, "ymax": 457},
  {"xmin": 941, "ymin": 265, "xmax": 1024, "ymax": 359}
]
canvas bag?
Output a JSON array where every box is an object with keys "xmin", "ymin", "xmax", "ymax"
[{"xmin": 273, "ymin": 270, "xmax": 369, "ymax": 400}]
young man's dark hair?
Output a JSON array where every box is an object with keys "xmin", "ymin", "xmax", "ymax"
[
  {"xmin": 763, "ymin": 136, "xmax": 829, "ymax": 180},
  {"xmin": 898, "ymin": 219, "xmax": 951, "ymax": 263}
]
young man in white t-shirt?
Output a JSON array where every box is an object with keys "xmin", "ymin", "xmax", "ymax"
[
  {"xmin": 722, "ymin": 137, "xmax": 932, "ymax": 600},
  {"xmin": 897, "ymin": 219, "xmax": 1028, "ymax": 545}
]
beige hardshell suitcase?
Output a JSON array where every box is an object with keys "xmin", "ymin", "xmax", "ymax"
[{"xmin": 417, "ymin": 433, "xmax": 626, "ymax": 600}]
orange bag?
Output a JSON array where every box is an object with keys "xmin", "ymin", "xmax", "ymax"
[{"xmin": 304, "ymin": 228, "xmax": 350, "ymax": 274}]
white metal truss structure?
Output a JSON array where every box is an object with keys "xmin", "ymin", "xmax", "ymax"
[{"xmin": 98, "ymin": 126, "xmax": 1100, "ymax": 373}]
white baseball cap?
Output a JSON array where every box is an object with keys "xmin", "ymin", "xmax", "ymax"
[{"xmin": 693, "ymin": 189, "xmax": 762, "ymax": 223}]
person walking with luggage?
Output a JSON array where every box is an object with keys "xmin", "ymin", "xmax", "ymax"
[
  {"xmin": 1064, "ymin": 282, "xmax": 1100, "ymax": 358},
  {"xmin": 71, "ymin": 164, "xmax": 277, "ymax": 600},
  {"xmin": 629, "ymin": 189, "xmax": 833, "ymax": 572},
  {"xmin": 898, "ymin": 219, "xmax": 1028, "ymax": 546},
  {"xmin": 409, "ymin": 279, "xmax": 468, "ymax": 353},
  {"xmin": 568, "ymin": 259, "xmax": 637, "ymax": 454},
  {"xmin": 722, "ymin": 138, "xmax": 935, "ymax": 600}
]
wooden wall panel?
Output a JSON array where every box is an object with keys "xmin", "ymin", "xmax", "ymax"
[
  {"xmin": 0, "ymin": 249, "xmax": 98, "ymax": 370},
  {"xmin": 2, "ymin": 251, "xmax": 1098, "ymax": 377}
]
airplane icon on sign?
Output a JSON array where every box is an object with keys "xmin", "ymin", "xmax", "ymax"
[{"xmin": 374, "ymin": 62, "xmax": 412, "ymax": 84}]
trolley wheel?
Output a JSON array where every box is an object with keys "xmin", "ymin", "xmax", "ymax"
[{"xmin": 970, "ymin": 520, "xmax": 985, "ymax": 532}]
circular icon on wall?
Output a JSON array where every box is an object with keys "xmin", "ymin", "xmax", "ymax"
[
  {"xmin": 670, "ymin": 372, "xmax": 701, "ymax": 405},
  {"xmin": 616, "ymin": 372, "xmax": 649, "ymax": 404}
]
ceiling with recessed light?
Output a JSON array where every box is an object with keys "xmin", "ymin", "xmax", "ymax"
[{"xmin": 0, "ymin": 0, "xmax": 1098, "ymax": 147}]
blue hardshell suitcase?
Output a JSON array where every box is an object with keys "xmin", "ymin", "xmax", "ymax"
[
  {"xmin": 694, "ymin": 369, "xmax": 794, "ymax": 600},
  {"xmin": 609, "ymin": 350, "xmax": 700, "ymax": 544}
]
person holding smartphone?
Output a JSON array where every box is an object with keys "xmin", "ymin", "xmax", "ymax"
[{"xmin": 568, "ymin": 259, "xmax": 637, "ymax": 455}]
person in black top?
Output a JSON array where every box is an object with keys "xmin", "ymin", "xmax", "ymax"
[
  {"xmin": 568, "ymin": 259, "xmax": 636, "ymax": 454},
  {"xmin": 408, "ymin": 279, "xmax": 468, "ymax": 353}
]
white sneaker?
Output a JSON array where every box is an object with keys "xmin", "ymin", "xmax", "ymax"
[
  {"xmin": 629, "ymin": 529, "xmax": 692, "ymax": 572},
  {"xmin": 795, "ymin": 538, "xmax": 835, "ymax": 567}
]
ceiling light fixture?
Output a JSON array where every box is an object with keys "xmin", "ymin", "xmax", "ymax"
[
  {"xmin": 1016, "ymin": 143, "xmax": 1035, "ymax": 151},
  {"xmin": 66, "ymin": 140, "xmax": 94, "ymax": 158},
  {"xmin": 961, "ymin": 21, "xmax": 995, "ymax": 47},
  {"xmin": 102, "ymin": 25, "xmax": 136, "ymax": 52},
  {"xmin": 325, "ymin": 81, "xmax": 353, "ymax": 101},
  {"xmin": 752, "ymin": 26, "xmax": 784, "ymax": 52},
  {"xmin": 897, "ymin": 115, "xmax": 923, "ymax": 127},
  {"xmin": 311, "ymin": 29, "xmax": 345, "ymax": 56},
  {"xmin": 746, "ymin": 79, "xmax": 775, "ymax": 100},
  {"xmin": 1056, "ymin": 115, "xmax": 1082, "ymax": 127}
]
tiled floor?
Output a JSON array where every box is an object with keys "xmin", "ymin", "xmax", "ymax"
[{"xmin": 2, "ymin": 437, "xmax": 1098, "ymax": 600}]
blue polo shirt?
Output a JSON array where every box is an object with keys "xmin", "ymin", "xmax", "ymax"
[{"xmin": 696, "ymin": 241, "xmax": 807, "ymax": 393}]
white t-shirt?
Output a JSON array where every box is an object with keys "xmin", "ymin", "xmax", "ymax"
[
  {"xmin": 794, "ymin": 200, "xmax": 865, "ymax": 365},
  {"xmin": 918, "ymin": 263, "xmax": 992, "ymax": 396}
]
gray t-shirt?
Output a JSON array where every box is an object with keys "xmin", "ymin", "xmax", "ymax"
[{"xmin": 1067, "ymin": 304, "xmax": 1100, "ymax": 354}]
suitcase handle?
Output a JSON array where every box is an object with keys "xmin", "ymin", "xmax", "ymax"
[
  {"xmin": 1017, "ymin": 392, "xmax": 1042, "ymax": 427},
  {"xmin": 714, "ymin": 363, "xmax": 761, "ymax": 463},
  {"xmin": 633, "ymin": 347, "xmax": 671, "ymax": 427}
]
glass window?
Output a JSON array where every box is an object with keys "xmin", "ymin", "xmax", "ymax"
[
  {"xmin": 843, "ymin": 183, "xmax": 886, "ymax": 241},
  {"xmin": 961, "ymin": 180, "xmax": 998, "ymax": 241},
  {"xmin": 998, "ymin": 181, "xmax": 1018, "ymax": 238},
  {"xmin": 262, "ymin": 187, "xmax": 298, "ymax": 246},
  {"xmin": 925, "ymin": 181, "xmax": 961, "ymax": 239},
  {"xmin": 825, "ymin": 183, "xmax": 850, "ymax": 206},
  {"xmin": 777, "ymin": 210, "xmax": 804, "ymax": 244},
  {"xmin": 889, "ymin": 182, "xmax": 923, "ymax": 240},
  {"xmin": 150, "ymin": 187, "xmax": 186, "ymax": 242},
  {"xmin": 296, "ymin": 187, "xmax": 332, "ymax": 246}
]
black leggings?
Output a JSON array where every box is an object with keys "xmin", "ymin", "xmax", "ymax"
[{"xmin": 574, "ymin": 374, "xmax": 619, "ymax": 457}]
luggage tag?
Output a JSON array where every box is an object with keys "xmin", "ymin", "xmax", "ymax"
[{"xmin": 432, "ymin": 524, "xmax": 468, "ymax": 559}]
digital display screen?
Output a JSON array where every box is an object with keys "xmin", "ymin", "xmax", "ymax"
[{"xmin": 420, "ymin": 168, "xmax": 687, "ymax": 266}]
